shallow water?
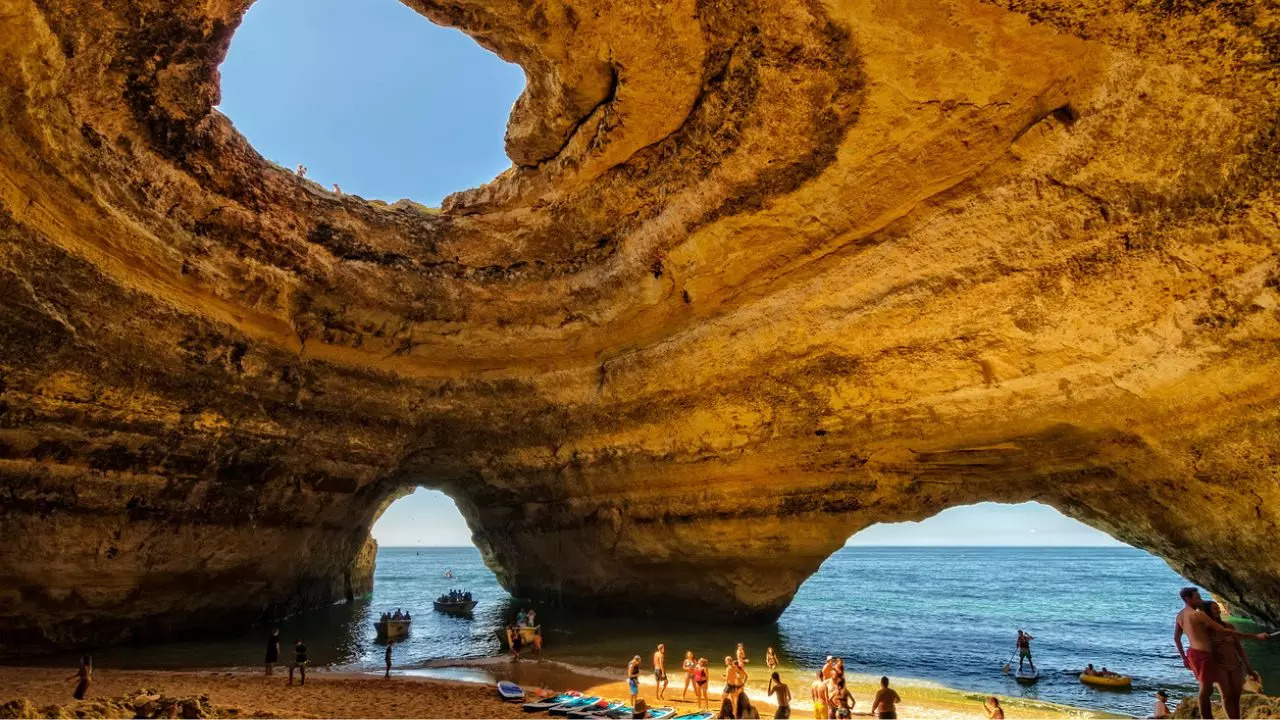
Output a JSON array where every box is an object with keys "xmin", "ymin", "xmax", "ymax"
[{"xmin": 71, "ymin": 546, "xmax": 1280, "ymax": 717}]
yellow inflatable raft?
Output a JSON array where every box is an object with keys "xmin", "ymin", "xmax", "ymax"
[{"xmin": 1079, "ymin": 673, "xmax": 1132, "ymax": 689}]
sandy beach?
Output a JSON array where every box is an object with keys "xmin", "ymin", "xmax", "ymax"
[{"xmin": 0, "ymin": 663, "xmax": 1111, "ymax": 719}]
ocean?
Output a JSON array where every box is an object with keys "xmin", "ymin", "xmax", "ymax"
[{"xmin": 75, "ymin": 546, "xmax": 1280, "ymax": 717}]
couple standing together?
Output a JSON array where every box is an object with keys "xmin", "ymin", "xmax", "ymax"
[{"xmin": 1173, "ymin": 587, "xmax": 1268, "ymax": 719}]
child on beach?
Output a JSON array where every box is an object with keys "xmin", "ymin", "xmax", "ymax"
[{"xmin": 1153, "ymin": 689, "xmax": 1171, "ymax": 719}]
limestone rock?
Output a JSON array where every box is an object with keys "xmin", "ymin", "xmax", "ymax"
[{"xmin": 1, "ymin": 0, "xmax": 1279, "ymax": 650}]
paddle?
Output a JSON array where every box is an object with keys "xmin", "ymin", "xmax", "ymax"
[{"xmin": 1001, "ymin": 649, "xmax": 1017, "ymax": 674}]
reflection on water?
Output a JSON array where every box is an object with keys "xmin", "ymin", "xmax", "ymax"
[{"xmin": 34, "ymin": 547, "xmax": 1280, "ymax": 719}]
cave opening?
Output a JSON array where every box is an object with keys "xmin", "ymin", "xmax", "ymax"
[{"xmin": 217, "ymin": 0, "xmax": 525, "ymax": 205}]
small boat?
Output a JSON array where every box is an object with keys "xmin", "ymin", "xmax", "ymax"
[
  {"xmin": 498, "ymin": 681, "xmax": 526, "ymax": 701},
  {"xmin": 524, "ymin": 693, "xmax": 582, "ymax": 712},
  {"xmin": 498, "ymin": 624, "xmax": 542, "ymax": 647},
  {"xmin": 568, "ymin": 700, "xmax": 622, "ymax": 718},
  {"xmin": 374, "ymin": 616, "xmax": 411, "ymax": 639},
  {"xmin": 433, "ymin": 595, "xmax": 478, "ymax": 614},
  {"xmin": 671, "ymin": 713, "xmax": 716, "ymax": 720},
  {"xmin": 1080, "ymin": 673, "xmax": 1132, "ymax": 689},
  {"xmin": 1014, "ymin": 669, "xmax": 1039, "ymax": 685},
  {"xmin": 549, "ymin": 696, "xmax": 602, "ymax": 716}
]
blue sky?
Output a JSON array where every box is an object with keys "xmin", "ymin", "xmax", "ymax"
[
  {"xmin": 372, "ymin": 489, "xmax": 1121, "ymax": 547},
  {"xmin": 218, "ymin": 0, "xmax": 524, "ymax": 205},
  {"xmin": 221, "ymin": 2, "xmax": 1121, "ymax": 550}
]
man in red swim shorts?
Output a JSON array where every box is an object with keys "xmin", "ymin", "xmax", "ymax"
[{"xmin": 1175, "ymin": 587, "xmax": 1269, "ymax": 719}]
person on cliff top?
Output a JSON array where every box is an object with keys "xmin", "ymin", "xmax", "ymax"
[
  {"xmin": 871, "ymin": 676, "xmax": 901, "ymax": 720},
  {"xmin": 627, "ymin": 655, "xmax": 642, "ymax": 707},
  {"xmin": 289, "ymin": 639, "xmax": 308, "ymax": 686},
  {"xmin": 295, "ymin": 164, "xmax": 307, "ymax": 178},
  {"xmin": 768, "ymin": 671, "xmax": 792, "ymax": 719},
  {"xmin": 1015, "ymin": 630, "xmax": 1035, "ymax": 672},
  {"xmin": 1203, "ymin": 599, "xmax": 1262, "ymax": 719},
  {"xmin": 1174, "ymin": 587, "xmax": 1269, "ymax": 719},
  {"xmin": 653, "ymin": 643, "xmax": 668, "ymax": 700},
  {"xmin": 384, "ymin": 642, "xmax": 393, "ymax": 679},
  {"xmin": 68, "ymin": 654, "xmax": 91, "ymax": 700},
  {"xmin": 264, "ymin": 628, "xmax": 280, "ymax": 676}
]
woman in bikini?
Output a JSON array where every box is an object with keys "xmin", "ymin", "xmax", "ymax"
[
  {"xmin": 765, "ymin": 647, "xmax": 779, "ymax": 671},
  {"xmin": 723, "ymin": 656, "xmax": 745, "ymax": 718},
  {"xmin": 1203, "ymin": 600, "xmax": 1261, "ymax": 720},
  {"xmin": 681, "ymin": 650, "xmax": 696, "ymax": 701},
  {"xmin": 693, "ymin": 657, "xmax": 710, "ymax": 710},
  {"xmin": 827, "ymin": 677, "xmax": 853, "ymax": 719}
]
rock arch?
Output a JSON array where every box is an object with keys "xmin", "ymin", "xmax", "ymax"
[{"xmin": 1, "ymin": 0, "xmax": 1278, "ymax": 651}]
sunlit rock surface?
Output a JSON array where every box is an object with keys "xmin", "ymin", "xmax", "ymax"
[{"xmin": 1, "ymin": 0, "xmax": 1278, "ymax": 651}]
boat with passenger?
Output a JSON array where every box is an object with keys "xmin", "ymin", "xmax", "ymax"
[
  {"xmin": 433, "ymin": 589, "xmax": 477, "ymax": 614},
  {"xmin": 374, "ymin": 609, "xmax": 412, "ymax": 639}
]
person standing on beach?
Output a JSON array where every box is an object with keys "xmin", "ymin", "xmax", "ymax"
[
  {"xmin": 821, "ymin": 656, "xmax": 836, "ymax": 681},
  {"xmin": 1015, "ymin": 630, "xmax": 1034, "ymax": 673},
  {"xmin": 694, "ymin": 658, "xmax": 710, "ymax": 710},
  {"xmin": 826, "ymin": 677, "xmax": 852, "ymax": 719},
  {"xmin": 289, "ymin": 639, "xmax": 308, "ymax": 686},
  {"xmin": 871, "ymin": 676, "xmax": 901, "ymax": 720},
  {"xmin": 1203, "ymin": 599, "xmax": 1262, "ymax": 719},
  {"xmin": 736, "ymin": 643, "xmax": 749, "ymax": 667},
  {"xmin": 265, "ymin": 628, "xmax": 280, "ymax": 676},
  {"xmin": 765, "ymin": 647, "xmax": 778, "ymax": 671},
  {"xmin": 722, "ymin": 656, "xmax": 745, "ymax": 718},
  {"xmin": 628, "ymin": 655, "xmax": 642, "ymax": 708},
  {"xmin": 67, "ymin": 654, "xmax": 91, "ymax": 700},
  {"xmin": 384, "ymin": 643, "xmax": 393, "ymax": 679},
  {"xmin": 654, "ymin": 643, "xmax": 668, "ymax": 700},
  {"xmin": 681, "ymin": 650, "xmax": 696, "ymax": 700},
  {"xmin": 1175, "ymin": 587, "xmax": 1268, "ymax": 719},
  {"xmin": 767, "ymin": 672, "xmax": 791, "ymax": 719},
  {"xmin": 810, "ymin": 670, "xmax": 826, "ymax": 720}
]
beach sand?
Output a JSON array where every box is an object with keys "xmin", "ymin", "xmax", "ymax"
[{"xmin": 0, "ymin": 664, "xmax": 1112, "ymax": 719}]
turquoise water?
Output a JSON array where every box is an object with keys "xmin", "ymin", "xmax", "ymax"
[{"xmin": 77, "ymin": 546, "xmax": 1279, "ymax": 717}]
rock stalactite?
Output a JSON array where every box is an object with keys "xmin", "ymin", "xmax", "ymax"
[{"xmin": 1, "ymin": 0, "xmax": 1278, "ymax": 652}]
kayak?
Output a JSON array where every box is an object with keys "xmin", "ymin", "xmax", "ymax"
[
  {"xmin": 1080, "ymin": 673, "xmax": 1132, "ymax": 689},
  {"xmin": 1015, "ymin": 669, "xmax": 1039, "ymax": 685},
  {"xmin": 498, "ymin": 681, "xmax": 526, "ymax": 701},
  {"xmin": 524, "ymin": 693, "xmax": 581, "ymax": 713},
  {"xmin": 549, "ymin": 697, "xmax": 603, "ymax": 716}
]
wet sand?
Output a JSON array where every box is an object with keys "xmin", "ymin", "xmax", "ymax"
[{"xmin": 0, "ymin": 663, "xmax": 1111, "ymax": 718}]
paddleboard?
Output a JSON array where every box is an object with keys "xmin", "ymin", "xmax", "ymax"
[
  {"xmin": 1015, "ymin": 669, "xmax": 1039, "ymax": 685},
  {"xmin": 498, "ymin": 681, "xmax": 525, "ymax": 701}
]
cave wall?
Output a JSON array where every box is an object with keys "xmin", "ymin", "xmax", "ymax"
[{"xmin": 1, "ymin": 0, "xmax": 1278, "ymax": 651}]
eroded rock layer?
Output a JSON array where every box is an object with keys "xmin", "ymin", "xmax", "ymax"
[{"xmin": 1, "ymin": 0, "xmax": 1278, "ymax": 650}]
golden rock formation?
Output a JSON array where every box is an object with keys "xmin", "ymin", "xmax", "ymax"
[{"xmin": 1, "ymin": 0, "xmax": 1278, "ymax": 650}]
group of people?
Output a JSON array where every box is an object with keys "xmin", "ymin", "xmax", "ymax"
[
  {"xmin": 624, "ymin": 643, "xmax": 916, "ymax": 720},
  {"xmin": 381, "ymin": 608, "xmax": 411, "ymax": 622},
  {"xmin": 438, "ymin": 590, "xmax": 471, "ymax": 603},
  {"xmin": 263, "ymin": 629, "xmax": 309, "ymax": 686},
  {"xmin": 1173, "ymin": 587, "xmax": 1268, "ymax": 719}
]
